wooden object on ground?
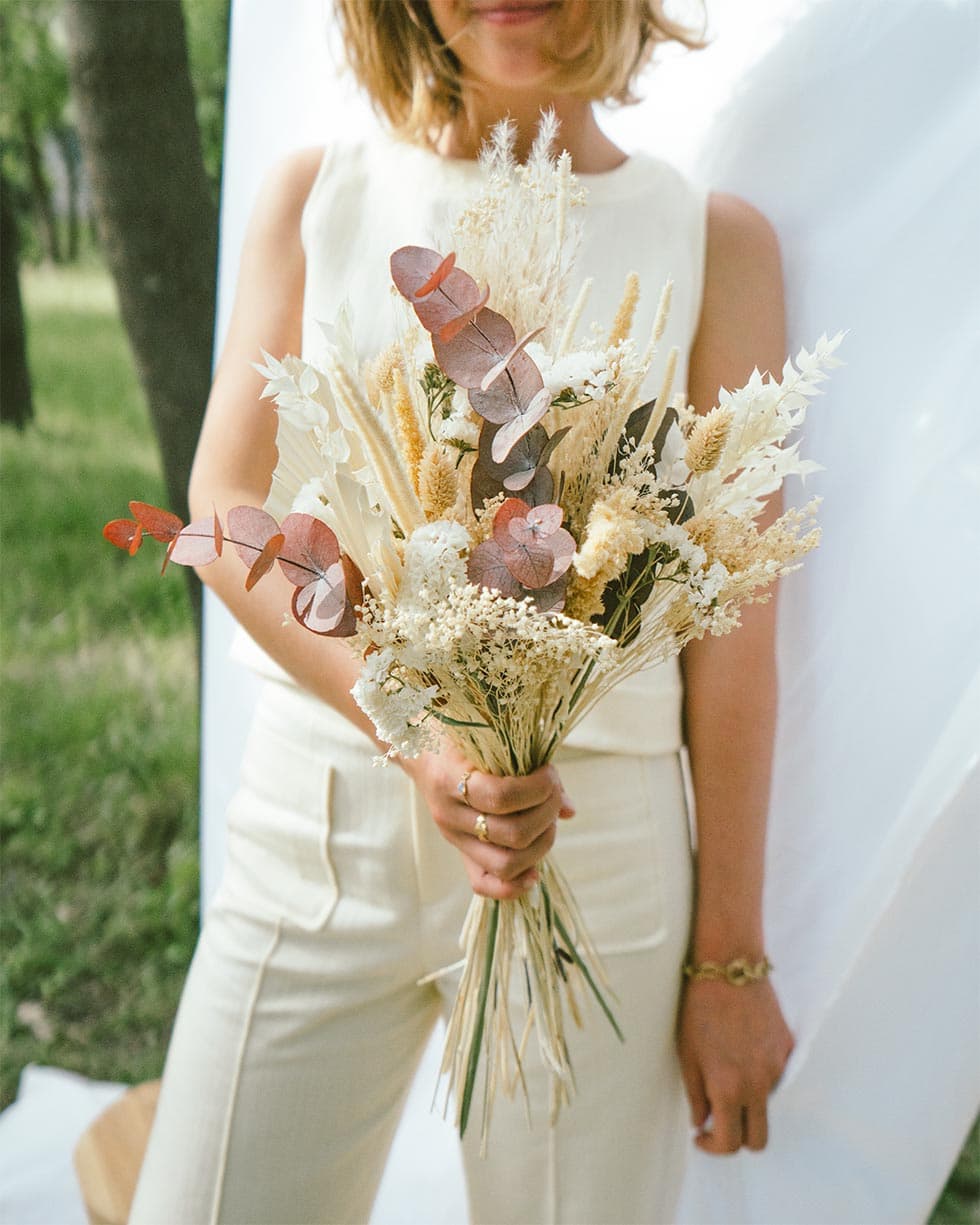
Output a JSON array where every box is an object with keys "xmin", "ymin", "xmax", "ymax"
[{"xmin": 73, "ymin": 1079, "xmax": 160, "ymax": 1225}]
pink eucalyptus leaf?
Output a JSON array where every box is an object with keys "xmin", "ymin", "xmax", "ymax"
[
  {"xmin": 466, "ymin": 540, "xmax": 525, "ymax": 599},
  {"xmin": 508, "ymin": 512, "xmax": 576, "ymax": 585},
  {"xmin": 502, "ymin": 467, "xmax": 537, "ymax": 492},
  {"xmin": 432, "ymin": 307, "xmax": 515, "ymax": 389},
  {"xmin": 277, "ymin": 513, "xmax": 341, "ymax": 588},
  {"xmin": 538, "ymin": 425, "xmax": 571, "ymax": 466},
  {"xmin": 389, "ymin": 246, "xmax": 443, "ymax": 301},
  {"xmin": 489, "ymin": 387, "xmax": 553, "ymax": 462},
  {"xmin": 471, "ymin": 424, "xmax": 554, "ymax": 509},
  {"xmin": 479, "ymin": 327, "xmax": 544, "ymax": 392},
  {"xmin": 437, "ymin": 285, "xmax": 491, "ymax": 343},
  {"xmin": 227, "ymin": 505, "xmax": 282, "ymax": 568},
  {"xmin": 390, "ymin": 246, "xmax": 486, "ymax": 337},
  {"xmin": 503, "ymin": 540, "xmax": 559, "ymax": 589},
  {"xmin": 291, "ymin": 562, "xmax": 351, "ymax": 635},
  {"xmin": 469, "ymin": 348, "xmax": 543, "ymax": 424},
  {"xmin": 530, "ymin": 572, "xmax": 569, "ymax": 614},
  {"xmin": 523, "ymin": 504, "xmax": 564, "ymax": 536},
  {"xmin": 493, "ymin": 500, "xmax": 574, "ymax": 587},
  {"xmin": 169, "ymin": 518, "xmax": 221, "ymax": 567}
]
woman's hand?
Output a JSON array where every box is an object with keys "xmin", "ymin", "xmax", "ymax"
[
  {"xmin": 676, "ymin": 977, "xmax": 794, "ymax": 1154},
  {"xmin": 401, "ymin": 744, "xmax": 574, "ymax": 900}
]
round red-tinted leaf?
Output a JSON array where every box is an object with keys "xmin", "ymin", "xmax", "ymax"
[
  {"xmin": 466, "ymin": 540, "xmax": 524, "ymax": 599},
  {"xmin": 432, "ymin": 307, "xmax": 516, "ymax": 389},
  {"xmin": 213, "ymin": 509, "xmax": 224, "ymax": 557},
  {"xmin": 227, "ymin": 505, "xmax": 282, "ymax": 568},
  {"xmin": 492, "ymin": 498, "xmax": 531, "ymax": 542},
  {"xmin": 104, "ymin": 518, "xmax": 142, "ymax": 554},
  {"xmin": 278, "ymin": 513, "xmax": 341, "ymax": 587},
  {"xmin": 129, "ymin": 501, "xmax": 183, "ymax": 543},
  {"xmin": 169, "ymin": 518, "xmax": 221, "ymax": 567},
  {"xmin": 415, "ymin": 251, "xmax": 456, "ymax": 298},
  {"xmin": 341, "ymin": 553, "xmax": 365, "ymax": 608},
  {"xmin": 245, "ymin": 532, "xmax": 285, "ymax": 591}
]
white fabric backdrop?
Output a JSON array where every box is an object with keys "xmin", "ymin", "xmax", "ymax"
[{"xmin": 205, "ymin": 2, "xmax": 980, "ymax": 1221}]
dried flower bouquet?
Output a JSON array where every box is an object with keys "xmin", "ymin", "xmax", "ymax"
[{"xmin": 106, "ymin": 117, "xmax": 840, "ymax": 1147}]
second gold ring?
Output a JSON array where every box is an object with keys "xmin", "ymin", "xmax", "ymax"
[{"xmin": 474, "ymin": 813, "xmax": 491, "ymax": 843}]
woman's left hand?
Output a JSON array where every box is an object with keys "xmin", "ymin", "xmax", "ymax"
[{"xmin": 676, "ymin": 977, "xmax": 794, "ymax": 1154}]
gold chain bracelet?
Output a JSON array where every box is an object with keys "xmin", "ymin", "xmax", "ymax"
[{"xmin": 682, "ymin": 955, "xmax": 773, "ymax": 986}]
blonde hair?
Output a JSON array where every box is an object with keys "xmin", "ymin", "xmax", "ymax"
[{"xmin": 334, "ymin": 1, "xmax": 706, "ymax": 146}]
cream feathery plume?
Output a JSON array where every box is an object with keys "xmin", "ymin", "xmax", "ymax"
[
  {"xmin": 638, "ymin": 346, "xmax": 678, "ymax": 451},
  {"xmin": 556, "ymin": 277, "xmax": 593, "ymax": 357},
  {"xmin": 620, "ymin": 279, "xmax": 674, "ymax": 438},
  {"xmin": 419, "ymin": 444, "xmax": 458, "ymax": 521},
  {"xmin": 685, "ymin": 405, "xmax": 733, "ymax": 473},
  {"xmin": 364, "ymin": 341, "xmax": 403, "ymax": 401},
  {"xmin": 392, "ymin": 366, "xmax": 426, "ymax": 496},
  {"xmin": 573, "ymin": 486, "xmax": 650, "ymax": 582},
  {"xmin": 326, "ymin": 357, "xmax": 424, "ymax": 535},
  {"xmin": 606, "ymin": 272, "xmax": 640, "ymax": 348}
]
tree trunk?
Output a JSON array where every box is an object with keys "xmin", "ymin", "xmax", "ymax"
[
  {"xmin": 65, "ymin": 0, "xmax": 219, "ymax": 631},
  {"xmin": 18, "ymin": 107, "xmax": 62, "ymax": 264},
  {"xmin": 1, "ymin": 166, "xmax": 35, "ymax": 429}
]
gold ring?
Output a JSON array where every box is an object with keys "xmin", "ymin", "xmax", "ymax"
[
  {"xmin": 457, "ymin": 769, "xmax": 473, "ymax": 805},
  {"xmin": 474, "ymin": 813, "xmax": 491, "ymax": 843}
]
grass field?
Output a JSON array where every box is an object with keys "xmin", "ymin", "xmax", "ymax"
[
  {"xmin": 0, "ymin": 262, "xmax": 976, "ymax": 1220},
  {"xmin": 1, "ymin": 263, "xmax": 200, "ymax": 1106}
]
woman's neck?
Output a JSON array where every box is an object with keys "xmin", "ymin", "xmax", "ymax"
[{"xmin": 436, "ymin": 90, "xmax": 626, "ymax": 173}]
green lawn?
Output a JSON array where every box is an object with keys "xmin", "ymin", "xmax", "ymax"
[
  {"xmin": 0, "ymin": 261, "xmax": 975, "ymax": 1221},
  {"xmin": 1, "ymin": 263, "xmax": 199, "ymax": 1105}
]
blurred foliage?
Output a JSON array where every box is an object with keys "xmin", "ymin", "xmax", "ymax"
[
  {"xmin": 0, "ymin": 2, "xmax": 68, "ymax": 144},
  {"xmin": 0, "ymin": 265, "xmax": 199, "ymax": 1106},
  {"xmin": 931, "ymin": 1115, "xmax": 980, "ymax": 1224},
  {"xmin": 0, "ymin": 0, "xmax": 229, "ymax": 261},
  {"xmin": 183, "ymin": 0, "xmax": 231, "ymax": 202},
  {"xmin": 0, "ymin": 0, "xmax": 71, "ymax": 263}
]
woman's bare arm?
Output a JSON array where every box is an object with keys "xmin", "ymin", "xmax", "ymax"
[{"xmin": 676, "ymin": 191, "xmax": 795, "ymax": 1155}]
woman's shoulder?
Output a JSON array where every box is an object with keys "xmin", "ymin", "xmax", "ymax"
[{"xmin": 704, "ymin": 191, "xmax": 781, "ymax": 272}]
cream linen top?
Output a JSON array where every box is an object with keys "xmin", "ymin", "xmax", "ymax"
[{"xmin": 233, "ymin": 129, "xmax": 708, "ymax": 758}]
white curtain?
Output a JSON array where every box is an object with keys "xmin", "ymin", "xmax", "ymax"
[{"xmin": 207, "ymin": 2, "xmax": 980, "ymax": 1221}]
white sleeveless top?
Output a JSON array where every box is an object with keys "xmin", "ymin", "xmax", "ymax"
[{"xmin": 234, "ymin": 129, "xmax": 708, "ymax": 758}]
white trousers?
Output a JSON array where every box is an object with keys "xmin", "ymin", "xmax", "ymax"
[{"xmin": 130, "ymin": 679, "xmax": 694, "ymax": 1225}]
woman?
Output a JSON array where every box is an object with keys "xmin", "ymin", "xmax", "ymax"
[{"xmin": 132, "ymin": 3, "xmax": 794, "ymax": 1221}]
